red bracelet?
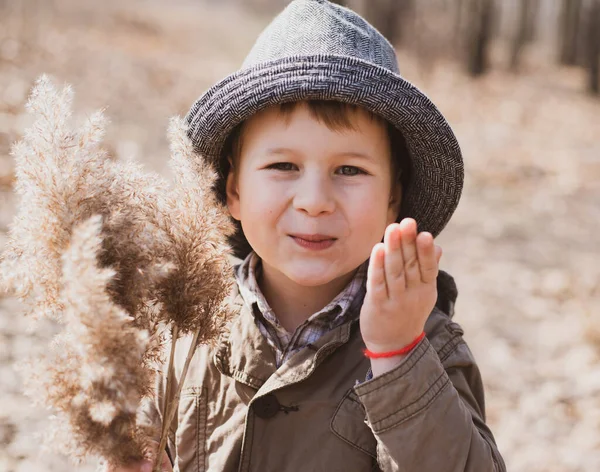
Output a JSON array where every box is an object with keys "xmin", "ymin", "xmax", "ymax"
[{"xmin": 363, "ymin": 331, "xmax": 426, "ymax": 359}]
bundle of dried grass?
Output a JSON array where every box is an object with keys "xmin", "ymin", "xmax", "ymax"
[
  {"xmin": 144, "ymin": 118, "xmax": 236, "ymax": 466},
  {"xmin": 1, "ymin": 75, "xmax": 235, "ymax": 470},
  {"xmin": 0, "ymin": 75, "xmax": 170, "ymax": 329},
  {"xmin": 19, "ymin": 215, "xmax": 156, "ymax": 464}
]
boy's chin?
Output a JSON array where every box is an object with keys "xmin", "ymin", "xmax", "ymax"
[{"xmin": 281, "ymin": 262, "xmax": 350, "ymax": 287}]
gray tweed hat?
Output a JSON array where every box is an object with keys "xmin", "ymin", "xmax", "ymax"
[{"xmin": 185, "ymin": 0, "xmax": 463, "ymax": 258}]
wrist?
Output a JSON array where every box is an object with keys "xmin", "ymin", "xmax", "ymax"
[
  {"xmin": 365, "ymin": 331, "xmax": 426, "ymax": 377},
  {"xmin": 363, "ymin": 331, "xmax": 426, "ymax": 358},
  {"xmin": 369, "ymin": 354, "xmax": 409, "ymax": 377}
]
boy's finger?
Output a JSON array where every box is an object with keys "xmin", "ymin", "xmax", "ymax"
[
  {"xmin": 383, "ymin": 224, "xmax": 406, "ymax": 294},
  {"xmin": 398, "ymin": 218, "xmax": 420, "ymax": 287},
  {"xmin": 416, "ymin": 232, "xmax": 439, "ymax": 284},
  {"xmin": 367, "ymin": 243, "xmax": 388, "ymax": 300}
]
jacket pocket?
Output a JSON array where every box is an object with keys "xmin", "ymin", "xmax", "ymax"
[
  {"xmin": 172, "ymin": 387, "xmax": 208, "ymax": 472},
  {"xmin": 330, "ymin": 389, "xmax": 377, "ymax": 458}
]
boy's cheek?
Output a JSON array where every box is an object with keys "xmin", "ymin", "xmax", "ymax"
[{"xmin": 239, "ymin": 183, "xmax": 289, "ymax": 213}]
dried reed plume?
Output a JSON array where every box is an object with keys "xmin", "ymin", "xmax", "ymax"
[
  {"xmin": 0, "ymin": 75, "xmax": 170, "ymax": 330},
  {"xmin": 144, "ymin": 118, "xmax": 236, "ymax": 468},
  {"xmin": 152, "ymin": 116, "xmax": 235, "ymax": 337},
  {"xmin": 19, "ymin": 216, "xmax": 156, "ymax": 464},
  {"xmin": 2, "ymin": 75, "xmax": 235, "ymax": 469}
]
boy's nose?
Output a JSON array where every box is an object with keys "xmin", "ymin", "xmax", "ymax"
[{"xmin": 292, "ymin": 174, "xmax": 335, "ymax": 216}]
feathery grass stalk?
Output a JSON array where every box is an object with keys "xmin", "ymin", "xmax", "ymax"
[
  {"xmin": 147, "ymin": 116, "xmax": 235, "ymax": 469},
  {"xmin": 0, "ymin": 74, "xmax": 172, "ymax": 331},
  {"xmin": 1, "ymin": 75, "xmax": 235, "ymax": 468},
  {"xmin": 153, "ymin": 327, "xmax": 201, "ymax": 472},
  {"xmin": 17, "ymin": 215, "xmax": 156, "ymax": 464},
  {"xmin": 0, "ymin": 76, "xmax": 105, "ymax": 320},
  {"xmin": 157, "ymin": 324, "xmax": 179, "ymax": 463}
]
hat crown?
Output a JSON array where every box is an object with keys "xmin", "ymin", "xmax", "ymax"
[{"xmin": 242, "ymin": 0, "xmax": 400, "ymax": 74}]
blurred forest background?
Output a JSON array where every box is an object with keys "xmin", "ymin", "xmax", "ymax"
[{"xmin": 0, "ymin": 0, "xmax": 599, "ymax": 471}]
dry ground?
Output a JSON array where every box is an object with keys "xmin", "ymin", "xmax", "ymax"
[{"xmin": 0, "ymin": 1, "xmax": 599, "ymax": 471}]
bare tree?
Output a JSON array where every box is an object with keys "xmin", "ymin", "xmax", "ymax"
[
  {"xmin": 587, "ymin": 0, "xmax": 600, "ymax": 94},
  {"xmin": 466, "ymin": 0, "xmax": 494, "ymax": 76},
  {"xmin": 559, "ymin": 0, "xmax": 583, "ymax": 65},
  {"xmin": 455, "ymin": 0, "xmax": 465, "ymax": 44},
  {"xmin": 510, "ymin": 0, "xmax": 539, "ymax": 71},
  {"xmin": 363, "ymin": 0, "xmax": 414, "ymax": 44}
]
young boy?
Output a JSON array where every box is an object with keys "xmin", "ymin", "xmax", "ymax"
[{"xmin": 115, "ymin": 1, "xmax": 505, "ymax": 471}]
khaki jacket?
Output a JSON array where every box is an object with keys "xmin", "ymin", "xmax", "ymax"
[{"xmin": 139, "ymin": 272, "xmax": 505, "ymax": 472}]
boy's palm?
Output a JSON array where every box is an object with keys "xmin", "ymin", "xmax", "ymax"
[{"xmin": 360, "ymin": 218, "xmax": 441, "ymax": 353}]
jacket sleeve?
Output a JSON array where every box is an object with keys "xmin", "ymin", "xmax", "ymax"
[{"xmin": 353, "ymin": 316, "xmax": 506, "ymax": 472}]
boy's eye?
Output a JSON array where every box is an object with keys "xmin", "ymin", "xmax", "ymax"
[
  {"xmin": 267, "ymin": 162, "xmax": 297, "ymax": 171},
  {"xmin": 337, "ymin": 165, "xmax": 364, "ymax": 176}
]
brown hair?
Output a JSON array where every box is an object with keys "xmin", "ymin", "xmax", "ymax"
[{"xmin": 224, "ymin": 100, "xmax": 411, "ymax": 191}]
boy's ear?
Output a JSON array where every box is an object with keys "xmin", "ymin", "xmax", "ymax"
[
  {"xmin": 387, "ymin": 181, "xmax": 402, "ymax": 225},
  {"xmin": 225, "ymin": 158, "xmax": 241, "ymax": 221}
]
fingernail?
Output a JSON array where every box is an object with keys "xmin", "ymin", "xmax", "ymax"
[{"xmin": 141, "ymin": 462, "xmax": 152, "ymax": 472}]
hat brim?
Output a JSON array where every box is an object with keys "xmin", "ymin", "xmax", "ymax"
[{"xmin": 186, "ymin": 54, "xmax": 463, "ymax": 248}]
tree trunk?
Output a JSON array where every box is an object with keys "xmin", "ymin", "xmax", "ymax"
[
  {"xmin": 363, "ymin": 0, "xmax": 414, "ymax": 44},
  {"xmin": 510, "ymin": 0, "xmax": 538, "ymax": 71},
  {"xmin": 559, "ymin": 0, "xmax": 583, "ymax": 65},
  {"xmin": 587, "ymin": 0, "xmax": 600, "ymax": 94},
  {"xmin": 524, "ymin": 0, "xmax": 539, "ymax": 42},
  {"xmin": 455, "ymin": 0, "xmax": 465, "ymax": 44},
  {"xmin": 466, "ymin": 0, "xmax": 494, "ymax": 76}
]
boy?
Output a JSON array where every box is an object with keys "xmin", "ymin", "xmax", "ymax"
[{"xmin": 114, "ymin": 1, "xmax": 505, "ymax": 470}]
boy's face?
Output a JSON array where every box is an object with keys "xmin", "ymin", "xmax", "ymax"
[{"xmin": 226, "ymin": 103, "xmax": 401, "ymax": 288}]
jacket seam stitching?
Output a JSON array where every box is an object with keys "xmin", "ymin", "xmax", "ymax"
[
  {"xmin": 196, "ymin": 395, "xmax": 200, "ymax": 472},
  {"xmin": 203, "ymin": 388, "xmax": 208, "ymax": 472},
  {"xmin": 247, "ymin": 411, "xmax": 255, "ymax": 471},
  {"xmin": 371, "ymin": 372, "xmax": 447, "ymax": 425},
  {"xmin": 239, "ymin": 410, "xmax": 254, "ymax": 472},
  {"xmin": 438, "ymin": 336, "xmax": 464, "ymax": 363},
  {"xmin": 330, "ymin": 390, "xmax": 377, "ymax": 459},
  {"xmin": 356, "ymin": 340, "xmax": 429, "ymax": 395},
  {"xmin": 373, "ymin": 375, "xmax": 451, "ymax": 433},
  {"xmin": 438, "ymin": 338, "xmax": 457, "ymax": 359},
  {"xmin": 181, "ymin": 386, "xmax": 204, "ymax": 396},
  {"xmin": 231, "ymin": 369, "xmax": 265, "ymax": 389}
]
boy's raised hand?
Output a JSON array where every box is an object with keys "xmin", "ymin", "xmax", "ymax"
[{"xmin": 360, "ymin": 218, "xmax": 442, "ymax": 375}]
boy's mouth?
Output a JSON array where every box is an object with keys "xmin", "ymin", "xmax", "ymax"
[{"xmin": 289, "ymin": 233, "xmax": 337, "ymax": 251}]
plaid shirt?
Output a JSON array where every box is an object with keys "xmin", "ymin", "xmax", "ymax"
[{"xmin": 236, "ymin": 252, "xmax": 367, "ymax": 367}]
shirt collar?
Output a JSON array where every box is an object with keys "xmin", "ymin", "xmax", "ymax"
[{"xmin": 235, "ymin": 251, "xmax": 367, "ymax": 331}]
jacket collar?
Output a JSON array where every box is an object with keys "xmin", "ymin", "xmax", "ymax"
[
  {"xmin": 213, "ymin": 265, "xmax": 458, "ymax": 392},
  {"xmin": 214, "ymin": 294, "xmax": 277, "ymax": 389},
  {"xmin": 213, "ymin": 292, "xmax": 359, "ymax": 393}
]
